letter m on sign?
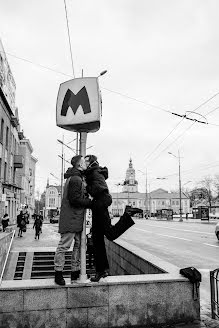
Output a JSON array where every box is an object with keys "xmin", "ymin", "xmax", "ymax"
[{"xmin": 61, "ymin": 86, "xmax": 91, "ymax": 116}]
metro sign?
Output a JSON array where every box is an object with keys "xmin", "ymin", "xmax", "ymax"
[{"xmin": 56, "ymin": 77, "xmax": 102, "ymax": 132}]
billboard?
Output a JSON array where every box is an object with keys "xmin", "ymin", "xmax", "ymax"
[{"xmin": 0, "ymin": 39, "xmax": 16, "ymax": 113}]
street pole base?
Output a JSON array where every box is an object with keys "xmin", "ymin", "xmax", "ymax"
[
  {"xmin": 179, "ymin": 218, "xmax": 183, "ymax": 222},
  {"xmin": 77, "ymin": 274, "xmax": 88, "ymax": 283}
]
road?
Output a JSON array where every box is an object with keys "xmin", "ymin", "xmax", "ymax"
[{"xmin": 119, "ymin": 217, "xmax": 219, "ymax": 315}]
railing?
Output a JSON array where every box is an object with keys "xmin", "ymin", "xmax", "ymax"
[
  {"xmin": 0, "ymin": 230, "xmax": 15, "ymax": 285},
  {"xmin": 210, "ymin": 268, "xmax": 219, "ymax": 320}
]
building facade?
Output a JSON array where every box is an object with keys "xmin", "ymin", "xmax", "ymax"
[
  {"xmin": 0, "ymin": 39, "xmax": 37, "ymax": 222},
  {"xmin": 17, "ymin": 135, "xmax": 37, "ymax": 216},
  {"xmin": 44, "ymin": 180, "xmax": 61, "ymax": 218},
  {"xmin": 110, "ymin": 159, "xmax": 190, "ymax": 216}
]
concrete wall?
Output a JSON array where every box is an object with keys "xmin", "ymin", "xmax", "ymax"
[
  {"xmin": 0, "ymin": 239, "xmax": 200, "ymax": 328},
  {"xmin": 106, "ymin": 238, "xmax": 166, "ymax": 275}
]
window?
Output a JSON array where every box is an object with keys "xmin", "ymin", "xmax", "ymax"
[
  {"xmin": 133, "ymin": 201, "xmax": 135, "ymax": 206},
  {"xmin": 5, "ymin": 126, "xmax": 9, "ymax": 149},
  {"xmin": 176, "ymin": 201, "xmax": 179, "ymax": 205},
  {"xmin": 162, "ymin": 201, "xmax": 165, "ymax": 205},
  {"xmin": 172, "ymin": 200, "xmax": 175, "ymax": 205},
  {"xmin": 4, "ymin": 162, "xmax": 7, "ymax": 181},
  {"xmin": 49, "ymin": 198, "xmax": 55, "ymax": 206},
  {"xmin": 0, "ymin": 119, "xmax": 4, "ymax": 143}
]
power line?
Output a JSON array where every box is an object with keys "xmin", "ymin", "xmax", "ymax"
[
  {"xmin": 145, "ymin": 93, "xmax": 219, "ymax": 163},
  {"xmin": 152, "ymin": 121, "xmax": 196, "ymax": 162},
  {"xmin": 0, "ymin": 50, "xmax": 73, "ymax": 78},
  {"xmin": 102, "ymin": 87, "xmax": 172, "ymax": 115},
  {"xmin": 192, "ymin": 91, "xmax": 219, "ymax": 113},
  {"xmin": 3, "ymin": 49, "xmax": 219, "ymax": 130},
  {"xmin": 63, "ymin": 0, "xmax": 75, "ymax": 77},
  {"xmin": 145, "ymin": 118, "xmax": 185, "ymax": 161},
  {"xmin": 162, "ymin": 161, "xmax": 219, "ymax": 179}
]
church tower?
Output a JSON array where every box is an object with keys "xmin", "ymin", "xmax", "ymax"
[{"xmin": 122, "ymin": 158, "xmax": 138, "ymax": 193}]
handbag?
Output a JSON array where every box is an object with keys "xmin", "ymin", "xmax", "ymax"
[{"xmin": 179, "ymin": 267, "xmax": 201, "ymax": 300}]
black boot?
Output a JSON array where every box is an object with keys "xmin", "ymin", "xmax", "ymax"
[
  {"xmin": 54, "ymin": 271, "xmax": 65, "ymax": 286},
  {"xmin": 124, "ymin": 206, "xmax": 142, "ymax": 217},
  {"xmin": 90, "ymin": 270, "xmax": 109, "ymax": 282},
  {"xmin": 71, "ymin": 270, "xmax": 80, "ymax": 282}
]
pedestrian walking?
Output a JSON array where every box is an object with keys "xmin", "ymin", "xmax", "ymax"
[
  {"xmin": 17, "ymin": 210, "xmax": 26, "ymax": 237},
  {"xmin": 33, "ymin": 215, "xmax": 42, "ymax": 240},
  {"xmin": 2, "ymin": 214, "xmax": 9, "ymax": 232},
  {"xmin": 54, "ymin": 155, "xmax": 92, "ymax": 286},
  {"xmin": 84, "ymin": 155, "xmax": 138, "ymax": 282}
]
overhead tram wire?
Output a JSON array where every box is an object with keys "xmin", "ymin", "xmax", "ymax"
[
  {"xmin": 63, "ymin": 0, "xmax": 75, "ymax": 78},
  {"xmin": 102, "ymin": 86, "xmax": 172, "ymax": 115},
  {"xmin": 152, "ymin": 121, "xmax": 196, "ymax": 162},
  {"xmin": 160, "ymin": 160, "xmax": 219, "ymax": 180},
  {"xmin": 2, "ymin": 50, "xmax": 219, "ymax": 128},
  {"xmin": 145, "ymin": 117, "xmax": 185, "ymax": 161},
  {"xmin": 145, "ymin": 92, "xmax": 219, "ymax": 163},
  {"xmin": 0, "ymin": 51, "xmax": 73, "ymax": 78}
]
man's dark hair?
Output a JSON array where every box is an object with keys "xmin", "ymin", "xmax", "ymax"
[{"xmin": 71, "ymin": 155, "xmax": 83, "ymax": 168}]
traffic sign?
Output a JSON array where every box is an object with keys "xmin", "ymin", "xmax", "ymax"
[{"xmin": 56, "ymin": 77, "xmax": 102, "ymax": 132}]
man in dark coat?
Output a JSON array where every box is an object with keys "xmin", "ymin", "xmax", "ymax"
[
  {"xmin": 85, "ymin": 155, "xmax": 138, "ymax": 282},
  {"xmin": 54, "ymin": 155, "xmax": 92, "ymax": 286}
]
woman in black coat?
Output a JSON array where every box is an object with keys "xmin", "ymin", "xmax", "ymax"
[{"xmin": 85, "ymin": 155, "xmax": 136, "ymax": 282}]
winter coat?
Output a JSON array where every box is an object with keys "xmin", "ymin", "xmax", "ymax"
[
  {"xmin": 59, "ymin": 168, "xmax": 92, "ymax": 233},
  {"xmin": 33, "ymin": 218, "xmax": 42, "ymax": 229},
  {"xmin": 85, "ymin": 164, "xmax": 110, "ymax": 198},
  {"xmin": 17, "ymin": 213, "xmax": 26, "ymax": 228}
]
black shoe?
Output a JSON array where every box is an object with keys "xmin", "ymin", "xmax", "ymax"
[
  {"xmin": 90, "ymin": 271, "xmax": 109, "ymax": 282},
  {"xmin": 124, "ymin": 206, "xmax": 141, "ymax": 217},
  {"xmin": 71, "ymin": 270, "xmax": 80, "ymax": 281},
  {"xmin": 54, "ymin": 271, "xmax": 65, "ymax": 286}
]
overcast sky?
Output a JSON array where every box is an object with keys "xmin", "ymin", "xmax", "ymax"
[{"xmin": 1, "ymin": 0, "xmax": 219, "ymax": 195}]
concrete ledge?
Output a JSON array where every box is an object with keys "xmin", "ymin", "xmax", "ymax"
[{"xmin": 0, "ymin": 239, "xmax": 200, "ymax": 327}]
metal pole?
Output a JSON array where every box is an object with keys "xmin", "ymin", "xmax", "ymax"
[
  {"xmin": 79, "ymin": 132, "xmax": 88, "ymax": 282},
  {"xmin": 145, "ymin": 169, "xmax": 148, "ymax": 215},
  {"xmin": 117, "ymin": 185, "xmax": 119, "ymax": 216},
  {"xmin": 178, "ymin": 150, "xmax": 183, "ymax": 222},
  {"xmin": 60, "ymin": 135, "xmax": 64, "ymax": 200}
]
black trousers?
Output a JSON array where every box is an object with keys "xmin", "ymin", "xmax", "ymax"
[{"xmin": 92, "ymin": 193, "xmax": 134, "ymax": 273}]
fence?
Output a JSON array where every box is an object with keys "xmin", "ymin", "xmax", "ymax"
[{"xmin": 210, "ymin": 268, "xmax": 219, "ymax": 320}]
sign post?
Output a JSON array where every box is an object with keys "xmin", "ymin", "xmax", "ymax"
[
  {"xmin": 56, "ymin": 76, "xmax": 103, "ymax": 282},
  {"xmin": 79, "ymin": 132, "xmax": 87, "ymax": 281}
]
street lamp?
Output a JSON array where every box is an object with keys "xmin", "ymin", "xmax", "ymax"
[
  {"xmin": 97, "ymin": 70, "xmax": 107, "ymax": 78},
  {"xmin": 168, "ymin": 150, "xmax": 183, "ymax": 222}
]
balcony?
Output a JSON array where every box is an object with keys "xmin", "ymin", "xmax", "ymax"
[
  {"xmin": 10, "ymin": 115, "xmax": 19, "ymax": 128},
  {"xmin": 14, "ymin": 154, "xmax": 24, "ymax": 168}
]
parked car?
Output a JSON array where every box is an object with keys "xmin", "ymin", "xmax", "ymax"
[
  {"xmin": 50, "ymin": 215, "xmax": 59, "ymax": 224},
  {"xmin": 215, "ymin": 222, "xmax": 219, "ymax": 241}
]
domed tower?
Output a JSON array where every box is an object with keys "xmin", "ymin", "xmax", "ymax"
[{"xmin": 122, "ymin": 158, "xmax": 138, "ymax": 193}]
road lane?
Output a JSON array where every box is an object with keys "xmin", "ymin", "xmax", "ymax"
[{"xmin": 119, "ymin": 219, "xmax": 219, "ymax": 315}]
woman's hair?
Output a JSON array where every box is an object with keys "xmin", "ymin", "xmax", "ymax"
[
  {"xmin": 3, "ymin": 213, "xmax": 8, "ymax": 218},
  {"xmin": 85, "ymin": 155, "xmax": 99, "ymax": 169},
  {"xmin": 85, "ymin": 154, "xmax": 97, "ymax": 164}
]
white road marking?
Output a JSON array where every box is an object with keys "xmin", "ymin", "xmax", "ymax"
[
  {"xmin": 134, "ymin": 228, "xmax": 192, "ymax": 241},
  {"xmin": 203, "ymin": 243, "xmax": 219, "ymax": 248},
  {"xmin": 138, "ymin": 223, "xmax": 213, "ymax": 235},
  {"xmin": 157, "ymin": 233, "xmax": 192, "ymax": 241},
  {"xmin": 134, "ymin": 228, "xmax": 153, "ymax": 233}
]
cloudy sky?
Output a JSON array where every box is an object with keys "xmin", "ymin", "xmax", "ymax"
[{"xmin": 1, "ymin": 0, "xmax": 219, "ymax": 195}]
